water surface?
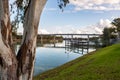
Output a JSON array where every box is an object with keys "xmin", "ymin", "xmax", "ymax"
[
  {"xmin": 34, "ymin": 46, "xmax": 83, "ymax": 76},
  {"xmin": 34, "ymin": 41, "xmax": 95, "ymax": 76},
  {"xmin": 15, "ymin": 41, "xmax": 95, "ymax": 76}
]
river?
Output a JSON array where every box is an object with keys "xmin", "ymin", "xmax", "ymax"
[
  {"xmin": 33, "ymin": 41, "xmax": 95, "ymax": 76},
  {"xmin": 15, "ymin": 41, "xmax": 95, "ymax": 76}
]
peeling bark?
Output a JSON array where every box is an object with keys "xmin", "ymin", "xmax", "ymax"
[
  {"xmin": 1, "ymin": 0, "xmax": 13, "ymax": 46},
  {"xmin": 17, "ymin": 0, "xmax": 47, "ymax": 80},
  {"xmin": 0, "ymin": 0, "xmax": 17, "ymax": 80},
  {"xmin": 0, "ymin": 0, "xmax": 47, "ymax": 80}
]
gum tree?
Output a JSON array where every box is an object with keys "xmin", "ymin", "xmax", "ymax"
[
  {"xmin": 102, "ymin": 27, "xmax": 111, "ymax": 47},
  {"xmin": 112, "ymin": 18, "xmax": 120, "ymax": 39},
  {"xmin": 0, "ymin": 0, "xmax": 69, "ymax": 80}
]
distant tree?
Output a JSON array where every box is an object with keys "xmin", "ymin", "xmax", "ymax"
[
  {"xmin": 108, "ymin": 27, "xmax": 117, "ymax": 40},
  {"xmin": 0, "ymin": 0, "xmax": 69, "ymax": 80},
  {"xmin": 111, "ymin": 18, "xmax": 120, "ymax": 39},
  {"xmin": 102, "ymin": 26, "xmax": 118, "ymax": 46},
  {"xmin": 102, "ymin": 27, "xmax": 111, "ymax": 47},
  {"xmin": 109, "ymin": 27, "xmax": 116, "ymax": 33}
]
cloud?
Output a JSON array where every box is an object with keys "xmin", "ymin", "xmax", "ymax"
[
  {"xmin": 39, "ymin": 25, "xmax": 78, "ymax": 34},
  {"xmin": 17, "ymin": 19, "xmax": 112, "ymax": 35},
  {"xmin": 71, "ymin": 19, "xmax": 113, "ymax": 34},
  {"xmin": 38, "ymin": 29, "xmax": 49, "ymax": 34},
  {"xmin": 17, "ymin": 27, "xmax": 50, "ymax": 35},
  {"xmin": 97, "ymin": 19, "xmax": 111, "ymax": 28},
  {"xmin": 44, "ymin": 8, "xmax": 57, "ymax": 11},
  {"xmin": 38, "ymin": 19, "xmax": 112, "ymax": 34},
  {"xmin": 50, "ymin": 19, "xmax": 112, "ymax": 34},
  {"xmin": 69, "ymin": 0, "xmax": 120, "ymax": 11}
]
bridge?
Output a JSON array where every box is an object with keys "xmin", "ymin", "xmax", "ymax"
[
  {"xmin": 38, "ymin": 33, "xmax": 102, "ymax": 54},
  {"xmin": 39, "ymin": 33, "xmax": 101, "ymax": 44},
  {"xmin": 39, "ymin": 33, "xmax": 101, "ymax": 36}
]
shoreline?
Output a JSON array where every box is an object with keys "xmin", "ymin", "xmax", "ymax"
[{"xmin": 34, "ymin": 43, "xmax": 120, "ymax": 80}]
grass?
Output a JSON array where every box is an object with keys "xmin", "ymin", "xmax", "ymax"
[{"xmin": 34, "ymin": 43, "xmax": 120, "ymax": 80}]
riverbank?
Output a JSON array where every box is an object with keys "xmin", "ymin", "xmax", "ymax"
[
  {"xmin": 12, "ymin": 34, "xmax": 63, "ymax": 44},
  {"xmin": 34, "ymin": 43, "xmax": 120, "ymax": 80}
]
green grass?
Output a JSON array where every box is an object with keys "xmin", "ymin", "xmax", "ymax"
[{"xmin": 34, "ymin": 43, "xmax": 120, "ymax": 80}]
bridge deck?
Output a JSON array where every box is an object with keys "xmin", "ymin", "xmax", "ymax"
[{"xmin": 39, "ymin": 34, "xmax": 101, "ymax": 36}]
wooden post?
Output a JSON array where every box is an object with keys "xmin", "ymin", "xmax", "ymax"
[
  {"xmin": 87, "ymin": 35, "xmax": 90, "ymax": 53},
  {"xmin": 71, "ymin": 35, "xmax": 73, "ymax": 41},
  {"xmin": 41, "ymin": 35, "xmax": 43, "ymax": 45},
  {"xmin": 82, "ymin": 42, "xmax": 83, "ymax": 54},
  {"xmin": 65, "ymin": 38, "xmax": 67, "ymax": 52},
  {"xmin": 53, "ymin": 35, "xmax": 56, "ymax": 47}
]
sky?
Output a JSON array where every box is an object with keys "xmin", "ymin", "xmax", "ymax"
[{"xmin": 13, "ymin": 0, "xmax": 120, "ymax": 34}]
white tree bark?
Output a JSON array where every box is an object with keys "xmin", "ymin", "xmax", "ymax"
[
  {"xmin": 0, "ymin": 0, "xmax": 47, "ymax": 80},
  {"xmin": 0, "ymin": 0, "xmax": 17, "ymax": 80},
  {"xmin": 17, "ymin": 0, "xmax": 47, "ymax": 80}
]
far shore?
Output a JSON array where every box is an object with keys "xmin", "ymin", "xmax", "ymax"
[{"xmin": 12, "ymin": 34, "xmax": 63, "ymax": 44}]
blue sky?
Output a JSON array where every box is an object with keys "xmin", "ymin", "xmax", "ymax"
[
  {"xmin": 15, "ymin": 0, "xmax": 120, "ymax": 34},
  {"xmin": 38, "ymin": 0, "xmax": 120, "ymax": 34}
]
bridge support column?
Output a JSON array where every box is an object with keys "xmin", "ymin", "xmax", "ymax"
[
  {"xmin": 87, "ymin": 35, "xmax": 90, "ymax": 53},
  {"xmin": 53, "ymin": 35, "xmax": 56, "ymax": 47},
  {"xmin": 71, "ymin": 35, "xmax": 73, "ymax": 40},
  {"xmin": 41, "ymin": 35, "xmax": 43, "ymax": 45}
]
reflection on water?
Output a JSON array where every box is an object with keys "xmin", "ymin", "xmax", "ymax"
[
  {"xmin": 14, "ymin": 40, "xmax": 95, "ymax": 76},
  {"xmin": 34, "ymin": 47, "xmax": 82, "ymax": 76},
  {"xmin": 34, "ymin": 41, "xmax": 95, "ymax": 76}
]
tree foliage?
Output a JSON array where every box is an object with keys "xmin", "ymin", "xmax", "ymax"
[
  {"xmin": 57, "ymin": 0, "xmax": 69, "ymax": 11},
  {"xmin": 108, "ymin": 27, "xmax": 117, "ymax": 39},
  {"xmin": 112, "ymin": 18, "xmax": 120, "ymax": 32},
  {"xmin": 14, "ymin": 0, "xmax": 69, "ymax": 22},
  {"xmin": 102, "ymin": 27, "xmax": 111, "ymax": 47},
  {"xmin": 102, "ymin": 27, "xmax": 117, "ymax": 47},
  {"xmin": 10, "ymin": 0, "xmax": 69, "ymax": 34},
  {"xmin": 111, "ymin": 18, "xmax": 120, "ymax": 40}
]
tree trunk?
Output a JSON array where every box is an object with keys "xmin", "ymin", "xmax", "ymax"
[
  {"xmin": 0, "ymin": 0, "xmax": 17, "ymax": 80},
  {"xmin": 0, "ymin": 0, "xmax": 47, "ymax": 80},
  {"xmin": 17, "ymin": 0, "xmax": 46, "ymax": 80},
  {"xmin": 118, "ymin": 32, "xmax": 120, "ymax": 40}
]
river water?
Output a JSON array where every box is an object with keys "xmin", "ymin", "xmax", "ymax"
[
  {"xmin": 15, "ymin": 41, "xmax": 95, "ymax": 76},
  {"xmin": 33, "ymin": 41, "xmax": 95, "ymax": 76}
]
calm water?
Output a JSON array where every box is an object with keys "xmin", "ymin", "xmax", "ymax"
[
  {"xmin": 33, "ymin": 42, "xmax": 95, "ymax": 76},
  {"xmin": 34, "ymin": 47, "xmax": 81, "ymax": 76},
  {"xmin": 16, "ymin": 41, "xmax": 95, "ymax": 76}
]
